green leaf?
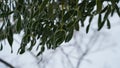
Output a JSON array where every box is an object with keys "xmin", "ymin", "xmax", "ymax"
[
  {"xmin": 96, "ymin": 0, "xmax": 102, "ymax": 13},
  {"xmin": 28, "ymin": 39, "xmax": 36, "ymax": 51},
  {"xmin": 98, "ymin": 14, "xmax": 102, "ymax": 28},
  {"xmin": 103, "ymin": 5, "xmax": 111, "ymax": 22},
  {"xmin": 37, "ymin": 45, "xmax": 45, "ymax": 56},
  {"xmin": 0, "ymin": 11, "xmax": 14, "ymax": 18},
  {"xmin": 16, "ymin": 15, "xmax": 22, "ymax": 32},
  {"xmin": 67, "ymin": 21, "xmax": 74, "ymax": 28},
  {"xmin": 98, "ymin": 5, "xmax": 111, "ymax": 31},
  {"xmin": 86, "ymin": 25, "xmax": 90, "ymax": 33},
  {"xmin": 107, "ymin": 19, "xmax": 111, "ymax": 29},
  {"xmin": 19, "ymin": 48, "xmax": 25, "ymax": 54},
  {"xmin": 100, "ymin": 6, "xmax": 108, "ymax": 13},
  {"xmin": 7, "ymin": 28, "xmax": 13, "ymax": 53},
  {"xmin": 89, "ymin": 15, "xmax": 93, "ymax": 23},
  {"xmin": 0, "ymin": 43, "xmax": 3, "ymax": 51},
  {"xmin": 63, "ymin": 10, "xmax": 77, "ymax": 22},
  {"xmin": 48, "ymin": 4, "xmax": 53, "ymax": 17},
  {"xmin": 65, "ymin": 28, "xmax": 74, "ymax": 42},
  {"xmin": 39, "ymin": 0, "xmax": 49, "ymax": 12},
  {"xmin": 98, "ymin": 21, "xmax": 106, "ymax": 31},
  {"xmin": 75, "ymin": 22, "xmax": 79, "ymax": 31},
  {"xmin": 54, "ymin": 30, "xmax": 66, "ymax": 48},
  {"xmin": 111, "ymin": 7, "xmax": 115, "ymax": 16},
  {"xmin": 115, "ymin": 4, "xmax": 120, "ymax": 17}
]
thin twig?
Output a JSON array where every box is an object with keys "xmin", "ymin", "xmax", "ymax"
[{"xmin": 0, "ymin": 58, "xmax": 15, "ymax": 68}]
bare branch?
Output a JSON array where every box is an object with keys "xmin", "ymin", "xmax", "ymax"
[{"xmin": 0, "ymin": 58, "xmax": 15, "ymax": 68}]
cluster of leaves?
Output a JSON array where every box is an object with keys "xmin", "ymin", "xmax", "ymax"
[{"xmin": 0, "ymin": 0, "xmax": 120, "ymax": 55}]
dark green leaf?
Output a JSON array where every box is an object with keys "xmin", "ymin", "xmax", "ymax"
[
  {"xmin": 63, "ymin": 10, "xmax": 77, "ymax": 22},
  {"xmin": 0, "ymin": 43, "xmax": 3, "ymax": 51},
  {"xmin": 98, "ymin": 14, "xmax": 102, "ymax": 28},
  {"xmin": 98, "ymin": 21, "xmax": 105, "ymax": 31},
  {"xmin": 100, "ymin": 6, "xmax": 108, "ymax": 13},
  {"xmin": 96, "ymin": 0, "xmax": 102, "ymax": 13},
  {"xmin": 89, "ymin": 15, "xmax": 93, "ymax": 23},
  {"xmin": 75, "ymin": 22, "xmax": 79, "ymax": 31},
  {"xmin": 54, "ymin": 30, "xmax": 66, "ymax": 48},
  {"xmin": 19, "ymin": 48, "xmax": 25, "ymax": 54},
  {"xmin": 107, "ymin": 19, "xmax": 111, "ymax": 29},
  {"xmin": 28, "ymin": 39, "xmax": 36, "ymax": 51},
  {"xmin": 39, "ymin": 0, "xmax": 49, "ymax": 12},
  {"xmin": 115, "ymin": 4, "xmax": 120, "ymax": 17},
  {"xmin": 67, "ymin": 21, "xmax": 74, "ymax": 28},
  {"xmin": 86, "ymin": 24, "xmax": 90, "ymax": 33},
  {"xmin": 0, "ymin": 11, "xmax": 14, "ymax": 18},
  {"xmin": 65, "ymin": 28, "xmax": 74, "ymax": 42},
  {"xmin": 103, "ymin": 5, "xmax": 111, "ymax": 22},
  {"xmin": 111, "ymin": 7, "xmax": 115, "ymax": 16},
  {"xmin": 37, "ymin": 45, "xmax": 45, "ymax": 56},
  {"xmin": 7, "ymin": 29, "xmax": 13, "ymax": 53},
  {"xmin": 16, "ymin": 15, "xmax": 22, "ymax": 32}
]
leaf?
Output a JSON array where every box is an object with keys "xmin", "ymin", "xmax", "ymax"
[
  {"xmin": 111, "ymin": 7, "xmax": 115, "ymax": 16},
  {"xmin": 103, "ymin": 5, "xmax": 111, "ymax": 22},
  {"xmin": 107, "ymin": 19, "xmax": 111, "ymax": 29},
  {"xmin": 54, "ymin": 30, "xmax": 66, "ymax": 48},
  {"xmin": 86, "ymin": 24, "xmax": 90, "ymax": 33},
  {"xmin": 28, "ymin": 39, "xmax": 36, "ymax": 51},
  {"xmin": 115, "ymin": 4, "xmax": 120, "ymax": 17},
  {"xmin": 67, "ymin": 21, "xmax": 74, "ymax": 28},
  {"xmin": 86, "ymin": 16, "xmax": 93, "ymax": 33},
  {"xmin": 96, "ymin": 0, "xmax": 102, "ymax": 13},
  {"xmin": 100, "ymin": 6, "xmax": 108, "ymax": 13},
  {"xmin": 7, "ymin": 28, "xmax": 13, "ymax": 53},
  {"xmin": 80, "ymin": 19, "xmax": 85, "ymax": 27},
  {"xmin": 75, "ymin": 22, "xmax": 79, "ymax": 31},
  {"xmin": 63, "ymin": 10, "xmax": 77, "ymax": 22},
  {"xmin": 89, "ymin": 15, "xmax": 93, "ymax": 23},
  {"xmin": 16, "ymin": 15, "xmax": 22, "ymax": 32},
  {"xmin": 98, "ymin": 5, "xmax": 111, "ymax": 31},
  {"xmin": 98, "ymin": 21, "xmax": 106, "ymax": 31},
  {"xmin": 0, "ymin": 43, "xmax": 3, "ymax": 51},
  {"xmin": 0, "ymin": 11, "xmax": 14, "ymax": 18},
  {"xmin": 19, "ymin": 48, "xmax": 25, "ymax": 54},
  {"xmin": 37, "ymin": 45, "xmax": 45, "ymax": 56},
  {"xmin": 98, "ymin": 14, "xmax": 102, "ymax": 28},
  {"xmin": 39, "ymin": 0, "xmax": 49, "ymax": 12},
  {"xmin": 48, "ymin": 4, "xmax": 53, "ymax": 17},
  {"xmin": 65, "ymin": 28, "xmax": 74, "ymax": 42}
]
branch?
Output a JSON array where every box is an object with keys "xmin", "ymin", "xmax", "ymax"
[{"xmin": 0, "ymin": 58, "xmax": 15, "ymax": 68}]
